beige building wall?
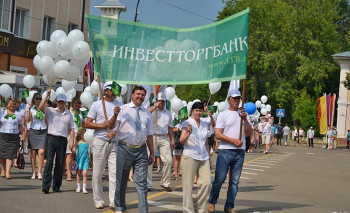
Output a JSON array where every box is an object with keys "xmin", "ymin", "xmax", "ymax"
[{"xmin": 15, "ymin": 0, "xmax": 90, "ymax": 42}]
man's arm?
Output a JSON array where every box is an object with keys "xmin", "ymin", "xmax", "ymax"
[
  {"xmin": 168, "ymin": 126, "xmax": 175, "ymax": 150},
  {"xmin": 146, "ymin": 135, "xmax": 154, "ymax": 165},
  {"xmin": 148, "ymin": 102, "xmax": 160, "ymax": 113},
  {"xmin": 85, "ymin": 117, "xmax": 108, "ymax": 129},
  {"xmin": 68, "ymin": 128, "xmax": 75, "ymax": 150},
  {"xmin": 108, "ymin": 106, "xmax": 121, "ymax": 130},
  {"xmin": 215, "ymin": 128, "xmax": 243, "ymax": 147},
  {"xmin": 39, "ymin": 89, "xmax": 50, "ymax": 112}
]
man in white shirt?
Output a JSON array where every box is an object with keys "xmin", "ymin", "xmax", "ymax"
[
  {"xmin": 282, "ymin": 124, "xmax": 290, "ymax": 146},
  {"xmin": 207, "ymin": 89, "xmax": 253, "ymax": 213},
  {"xmin": 147, "ymin": 93, "xmax": 174, "ymax": 192},
  {"xmin": 39, "ymin": 92, "xmax": 74, "ymax": 194},
  {"xmin": 114, "ymin": 86, "xmax": 154, "ymax": 213},
  {"xmin": 307, "ymin": 127, "xmax": 315, "ymax": 148},
  {"xmin": 85, "ymin": 81, "xmax": 122, "ymax": 210}
]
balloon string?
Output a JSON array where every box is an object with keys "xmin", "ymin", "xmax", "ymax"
[{"xmin": 207, "ymin": 94, "xmax": 212, "ymax": 106}]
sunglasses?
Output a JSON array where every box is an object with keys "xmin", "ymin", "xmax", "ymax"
[{"xmin": 35, "ymin": 98, "xmax": 42, "ymax": 100}]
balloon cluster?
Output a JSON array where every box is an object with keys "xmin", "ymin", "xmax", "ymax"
[
  {"xmin": 251, "ymin": 95, "xmax": 271, "ymax": 120},
  {"xmin": 33, "ymin": 29, "xmax": 90, "ymax": 88}
]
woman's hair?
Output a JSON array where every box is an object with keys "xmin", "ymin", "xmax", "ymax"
[
  {"xmin": 5, "ymin": 98, "xmax": 16, "ymax": 106},
  {"xmin": 71, "ymin": 97, "xmax": 82, "ymax": 105},
  {"xmin": 31, "ymin": 93, "xmax": 42, "ymax": 105},
  {"xmin": 191, "ymin": 102, "xmax": 204, "ymax": 110},
  {"xmin": 76, "ymin": 129, "xmax": 86, "ymax": 141}
]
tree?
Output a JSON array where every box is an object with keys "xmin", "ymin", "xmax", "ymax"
[{"xmin": 214, "ymin": 0, "xmax": 349, "ymax": 128}]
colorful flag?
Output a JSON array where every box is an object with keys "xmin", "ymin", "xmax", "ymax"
[
  {"xmin": 178, "ymin": 106, "xmax": 188, "ymax": 120},
  {"xmin": 111, "ymin": 81, "xmax": 122, "ymax": 96},
  {"xmin": 86, "ymin": 58, "xmax": 93, "ymax": 85},
  {"xmin": 318, "ymin": 95, "xmax": 327, "ymax": 134},
  {"xmin": 22, "ymin": 90, "xmax": 29, "ymax": 99}
]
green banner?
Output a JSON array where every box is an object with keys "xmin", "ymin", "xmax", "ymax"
[{"xmin": 86, "ymin": 8, "xmax": 249, "ymax": 85}]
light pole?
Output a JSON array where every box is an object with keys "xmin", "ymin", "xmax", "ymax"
[{"xmin": 134, "ymin": 0, "xmax": 141, "ymax": 22}]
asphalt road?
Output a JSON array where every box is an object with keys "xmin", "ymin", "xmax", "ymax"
[{"xmin": 0, "ymin": 142, "xmax": 349, "ymax": 213}]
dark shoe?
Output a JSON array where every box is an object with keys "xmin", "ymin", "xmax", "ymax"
[
  {"xmin": 163, "ymin": 187, "xmax": 172, "ymax": 192},
  {"xmin": 224, "ymin": 209, "xmax": 236, "ymax": 213},
  {"xmin": 53, "ymin": 188, "xmax": 62, "ymax": 193},
  {"xmin": 42, "ymin": 188, "xmax": 49, "ymax": 194},
  {"xmin": 147, "ymin": 188, "xmax": 152, "ymax": 192}
]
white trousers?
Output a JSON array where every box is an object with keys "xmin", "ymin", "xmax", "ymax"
[
  {"xmin": 181, "ymin": 155, "xmax": 211, "ymax": 213},
  {"xmin": 147, "ymin": 135, "xmax": 172, "ymax": 188},
  {"xmin": 92, "ymin": 137, "xmax": 117, "ymax": 207}
]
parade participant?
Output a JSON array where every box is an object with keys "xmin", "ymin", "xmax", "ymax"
[
  {"xmin": 329, "ymin": 126, "xmax": 337, "ymax": 149},
  {"xmin": 347, "ymin": 129, "xmax": 350, "ymax": 149},
  {"xmin": 307, "ymin": 127, "xmax": 315, "ymax": 148},
  {"xmin": 0, "ymin": 98, "xmax": 25, "ymax": 179},
  {"xmin": 180, "ymin": 102, "xmax": 211, "ymax": 213},
  {"xmin": 299, "ymin": 127, "xmax": 304, "ymax": 143},
  {"xmin": 26, "ymin": 93, "xmax": 47, "ymax": 180},
  {"xmin": 207, "ymin": 89, "xmax": 253, "ymax": 213},
  {"xmin": 65, "ymin": 97, "xmax": 85, "ymax": 181},
  {"xmin": 114, "ymin": 86, "xmax": 154, "ymax": 213},
  {"xmin": 39, "ymin": 91, "xmax": 74, "ymax": 194},
  {"xmin": 282, "ymin": 123, "xmax": 290, "ymax": 146},
  {"xmin": 85, "ymin": 81, "xmax": 122, "ymax": 210},
  {"xmin": 75, "ymin": 129, "xmax": 90, "ymax": 194},
  {"xmin": 147, "ymin": 92, "xmax": 174, "ymax": 192},
  {"xmin": 276, "ymin": 123, "xmax": 283, "ymax": 146},
  {"xmin": 261, "ymin": 116, "xmax": 271, "ymax": 154}
]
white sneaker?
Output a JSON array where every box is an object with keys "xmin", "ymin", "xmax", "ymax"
[
  {"xmin": 95, "ymin": 204, "xmax": 103, "ymax": 209},
  {"xmin": 115, "ymin": 211, "xmax": 124, "ymax": 213},
  {"xmin": 76, "ymin": 187, "xmax": 81, "ymax": 193},
  {"xmin": 83, "ymin": 188, "xmax": 88, "ymax": 194}
]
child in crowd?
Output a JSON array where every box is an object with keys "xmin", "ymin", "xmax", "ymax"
[{"xmin": 75, "ymin": 129, "xmax": 90, "ymax": 194}]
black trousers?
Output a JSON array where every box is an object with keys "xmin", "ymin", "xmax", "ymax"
[
  {"xmin": 276, "ymin": 135, "xmax": 282, "ymax": 146},
  {"xmin": 42, "ymin": 134, "xmax": 67, "ymax": 190},
  {"xmin": 308, "ymin": 138, "xmax": 314, "ymax": 148}
]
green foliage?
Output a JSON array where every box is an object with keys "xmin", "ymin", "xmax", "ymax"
[
  {"xmin": 341, "ymin": 72, "xmax": 350, "ymax": 89},
  {"xmin": 292, "ymin": 90, "xmax": 319, "ymax": 135}
]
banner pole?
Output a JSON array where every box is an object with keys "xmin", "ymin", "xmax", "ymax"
[
  {"xmin": 97, "ymin": 75, "xmax": 109, "ymax": 134},
  {"xmin": 239, "ymin": 79, "xmax": 246, "ymax": 140}
]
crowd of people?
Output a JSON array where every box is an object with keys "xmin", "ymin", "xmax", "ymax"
[{"xmin": 0, "ymin": 83, "xmax": 348, "ymax": 213}]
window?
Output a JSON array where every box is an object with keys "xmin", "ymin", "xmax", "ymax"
[
  {"xmin": 68, "ymin": 23, "xmax": 78, "ymax": 32},
  {"xmin": 0, "ymin": 0, "xmax": 11, "ymax": 31},
  {"xmin": 14, "ymin": 8, "xmax": 28, "ymax": 38},
  {"xmin": 42, "ymin": 16, "xmax": 54, "ymax": 40},
  {"xmin": 10, "ymin": 65, "xmax": 27, "ymax": 74}
]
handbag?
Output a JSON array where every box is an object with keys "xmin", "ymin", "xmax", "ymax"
[
  {"xmin": 174, "ymin": 130, "xmax": 183, "ymax": 150},
  {"xmin": 17, "ymin": 148, "xmax": 25, "ymax": 169}
]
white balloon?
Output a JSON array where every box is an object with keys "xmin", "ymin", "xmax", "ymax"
[
  {"xmin": 213, "ymin": 101, "xmax": 219, "ymax": 106},
  {"xmin": 187, "ymin": 101, "xmax": 193, "ymax": 114},
  {"xmin": 36, "ymin": 40, "xmax": 56, "ymax": 58},
  {"xmin": 84, "ymin": 129, "xmax": 94, "ymax": 145},
  {"xmin": 67, "ymin": 88, "xmax": 76, "ymax": 98},
  {"xmin": 218, "ymin": 101, "xmax": 226, "ymax": 112},
  {"xmin": 68, "ymin": 29, "xmax": 84, "ymax": 44},
  {"xmin": 64, "ymin": 66, "xmax": 80, "ymax": 81},
  {"xmin": 73, "ymin": 54, "xmax": 90, "ymax": 68},
  {"xmin": 0, "ymin": 84, "xmax": 13, "ymax": 98},
  {"xmin": 23, "ymin": 75, "xmax": 35, "ymax": 88},
  {"xmin": 120, "ymin": 84, "xmax": 127, "ymax": 96},
  {"xmin": 80, "ymin": 92, "xmax": 94, "ymax": 108},
  {"xmin": 62, "ymin": 80, "xmax": 75, "ymax": 91},
  {"xmin": 56, "ymin": 37, "xmax": 73, "ymax": 56},
  {"xmin": 50, "ymin": 30, "xmax": 67, "ymax": 46},
  {"xmin": 56, "ymin": 87, "xmax": 66, "ymax": 95},
  {"xmin": 261, "ymin": 104, "xmax": 266, "ymax": 109},
  {"xmin": 33, "ymin": 55, "xmax": 41, "ymax": 70},
  {"xmin": 165, "ymin": 87, "xmax": 175, "ymax": 100},
  {"xmin": 38, "ymin": 56, "xmax": 54, "ymax": 75},
  {"xmin": 209, "ymin": 82, "xmax": 222, "ymax": 95},
  {"xmin": 72, "ymin": 41, "xmax": 90, "ymax": 60},
  {"xmin": 261, "ymin": 108, "xmax": 267, "ymax": 115},
  {"xmin": 255, "ymin": 100, "xmax": 262, "ymax": 108},
  {"xmin": 84, "ymin": 86, "xmax": 92, "ymax": 94},
  {"xmin": 261, "ymin": 95, "xmax": 268, "ymax": 104},
  {"xmin": 171, "ymin": 97, "xmax": 183, "ymax": 113},
  {"xmin": 54, "ymin": 60, "xmax": 71, "ymax": 79},
  {"xmin": 266, "ymin": 104, "xmax": 271, "ymax": 111},
  {"xmin": 42, "ymin": 89, "xmax": 57, "ymax": 102},
  {"xmin": 182, "ymin": 100, "xmax": 187, "ymax": 106},
  {"xmin": 90, "ymin": 81, "xmax": 99, "ymax": 95},
  {"xmin": 42, "ymin": 74, "xmax": 57, "ymax": 86}
]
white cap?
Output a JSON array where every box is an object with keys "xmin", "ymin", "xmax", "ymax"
[
  {"xmin": 103, "ymin": 81, "xmax": 113, "ymax": 90},
  {"xmin": 228, "ymin": 89, "xmax": 241, "ymax": 98},
  {"xmin": 56, "ymin": 93, "xmax": 67, "ymax": 102},
  {"xmin": 157, "ymin": 93, "xmax": 166, "ymax": 101}
]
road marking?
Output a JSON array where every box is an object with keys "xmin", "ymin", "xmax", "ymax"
[
  {"xmin": 249, "ymin": 161, "xmax": 276, "ymax": 166},
  {"xmin": 148, "ymin": 200, "xmax": 183, "ymax": 211},
  {"xmin": 243, "ymin": 167, "xmax": 265, "ymax": 171},
  {"xmin": 244, "ymin": 164, "xmax": 271, "ymax": 168},
  {"xmin": 306, "ymin": 153, "xmax": 315, "ymax": 155},
  {"xmin": 239, "ymin": 176, "xmax": 250, "ymax": 179},
  {"xmin": 241, "ymin": 171, "xmax": 257, "ymax": 175}
]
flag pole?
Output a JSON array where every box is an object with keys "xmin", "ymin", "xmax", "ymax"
[
  {"xmin": 97, "ymin": 75, "xmax": 109, "ymax": 134},
  {"xmin": 239, "ymin": 79, "xmax": 246, "ymax": 140}
]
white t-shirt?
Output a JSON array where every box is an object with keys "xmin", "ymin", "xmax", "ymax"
[
  {"xmin": 215, "ymin": 109, "xmax": 249, "ymax": 150},
  {"xmin": 282, "ymin": 126, "xmax": 290, "ymax": 136},
  {"xmin": 87, "ymin": 99, "xmax": 123, "ymax": 142},
  {"xmin": 262, "ymin": 122, "xmax": 271, "ymax": 135},
  {"xmin": 152, "ymin": 108, "xmax": 173, "ymax": 135},
  {"xmin": 181, "ymin": 117, "xmax": 209, "ymax": 161}
]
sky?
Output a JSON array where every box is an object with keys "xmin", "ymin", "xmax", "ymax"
[{"xmin": 89, "ymin": 0, "xmax": 226, "ymax": 28}]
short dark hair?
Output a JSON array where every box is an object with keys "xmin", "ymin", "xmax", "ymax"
[
  {"xmin": 192, "ymin": 102, "xmax": 204, "ymax": 110},
  {"xmin": 132, "ymin": 85, "xmax": 147, "ymax": 95}
]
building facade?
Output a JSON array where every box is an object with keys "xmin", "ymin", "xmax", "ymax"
[{"xmin": 0, "ymin": 0, "xmax": 90, "ymax": 96}]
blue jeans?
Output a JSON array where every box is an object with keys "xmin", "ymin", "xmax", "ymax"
[
  {"xmin": 42, "ymin": 135, "xmax": 67, "ymax": 190},
  {"xmin": 208, "ymin": 149, "xmax": 245, "ymax": 211},
  {"xmin": 114, "ymin": 142, "xmax": 149, "ymax": 213}
]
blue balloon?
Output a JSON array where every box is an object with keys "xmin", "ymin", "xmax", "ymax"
[{"xmin": 244, "ymin": 102, "xmax": 256, "ymax": 115}]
